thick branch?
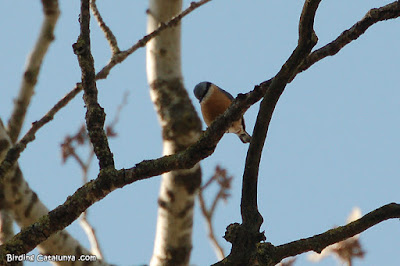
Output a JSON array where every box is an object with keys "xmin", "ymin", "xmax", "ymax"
[
  {"xmin": 241, "ymin": 0, "xmax": 321, "ymax": 232},
  {"xmin": 272, "ymin": 203, "xmax": 400, "ymax": 263},
  {"xmin": 213, "ymin": 2, "xmax": 323, "ymax": 265},
  {"xmin": 73, "ymin": 0, "xmax": 114, "ymax": 170},
  {"xmin": 0, "ymin": 134, "xmax": 218, "ymax": 261}
]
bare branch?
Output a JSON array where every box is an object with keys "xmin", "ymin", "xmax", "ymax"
[
  {"xmin": 0, "ymin": 85, "xmax": 81, "ymax": 179},
  {"xmin": 212, "ymin": 3, "xmax": 324, "ymax": 265},
  {"xmin": 198, "ymin": 191, "xmax": 225, "ymax": 260},
  {"xmin": 62, "ymin": 94, "xmax": 126, "ymax": 259},
  {"xmin": 0, "ymin": 121, "xmax": 105, "ymax": 265},
  {"xmin": 7, "ymin": 0, "xmax": 60, "ymax": 143},
  {"xmin": 73, "ymin": 0, "xmax": 114, "ymax": 170},
  {"xmin": 62, "ymin": 125, "xmax": 105, "ymax": 259},
  {"xmin": 90, "ymin": 0, "xmax": 120, "ymax": 55},
  {"xmin": 241, "ymin": 0, "xmax": 321, "ymax": 233},
  {"xmin": 198, "ymin": 166, "xmax": 232, "ymax": 260},
  {"xmin": 95, "ymin": 0, "xmax": 213, "ymax": 80},
  {"xmin": 0, "ymin": 112, "xmax": 233, "ymax": 261},
  {"xmin": 0, "ymin": 84, "xmax": 81, "ymax": 177},
  {"xmin": 78, "ymin": 148, "xmax": 103, "ymax": 259},
  {"xmin": 107, "ymin": 91, "xmax": 129, "ymax": 130},
  {"xmin": 273, "ymin": 203, "xmax": 400, "ymax": 263},
  {"xmin": 308, "ymin": 208, "xmax": 365, "ymax": 265},
  {"xmin": 80, "ymin": 212, "xmax": 103, "ymax": 259},
  {"xmin": 291, "ymin": 1, "xmax": 400, "ymax": 81}
]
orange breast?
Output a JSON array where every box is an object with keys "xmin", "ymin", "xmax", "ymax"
[{"xmin": 201, "ymin": 86, "xmax": 232, "ymax": 126}]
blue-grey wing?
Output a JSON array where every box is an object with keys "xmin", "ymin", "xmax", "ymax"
[{"xmin": 218, "ymin": 86, "xmax": 235, "ymax": 101}]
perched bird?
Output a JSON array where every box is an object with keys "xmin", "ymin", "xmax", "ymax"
[{"xmin": 193, "ymin": 81, "xmax": 252, "ymax": 143}]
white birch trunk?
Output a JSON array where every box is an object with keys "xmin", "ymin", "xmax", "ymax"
[{"xmin": 146, "ymin": 1, "xmax": 202, "ymax": 265}]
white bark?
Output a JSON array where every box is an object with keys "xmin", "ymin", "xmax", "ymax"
[
  {"xmin": 7, "ymin": 1, "xmax": 60, "ymax": 143},
  {"xmin": 146, "ymin": 1, "xmax": 202, "ymax": 265},
  {"xmin": 0, "ymin": 121, "xmax": 107, "ymax": 266}
]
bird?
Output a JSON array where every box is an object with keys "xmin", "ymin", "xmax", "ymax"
[{"xmin": 193, "ymin": 81, "xmax": 252, "ymax": 143}]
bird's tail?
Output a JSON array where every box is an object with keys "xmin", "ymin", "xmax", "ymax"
[{"xmin": 237, "ymin": 131, "xmax": 251, "ymax": 143}]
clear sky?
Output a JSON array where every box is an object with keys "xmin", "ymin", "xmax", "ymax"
[{"xmin": 1, "ymin": 0, "xmax": 399, "ymax": 265}]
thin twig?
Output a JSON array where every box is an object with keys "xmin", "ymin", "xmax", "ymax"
[
  {"xmin": 199, "ymin": 191, "xmax": 225, "ymax": 260},
  {"xmin": 7, "ymin": 0, "xmax": 60, "ymax": 143},
  {"xmin": 0, "ymin": 85, "xmax": 82, "ymax": 178},
  {"xmin": 95, "ymin": 0, "xmax": 213, "ymax": 80},
  {"xmin": 79, "ymin": 148, "xmax": 103, "ymax": 259},
  {"xmin": 90, "ymin": 0, "xmax": 120, "ymax": 55},
  {"xmin": 80, "ymin": 212, "xmax": 103, "ymax": 259},
  {"xmin": 107, "ymin": 91, "xmax": 129, "ymax": 130},
  {"xmin": 198, "ymin": 166, "xmax": 232, "ymax": 260}
]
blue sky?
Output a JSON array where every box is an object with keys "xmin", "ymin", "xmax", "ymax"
[{"xmin": 1, "ymin": 0, "xmax": 399, "ymax": 265}]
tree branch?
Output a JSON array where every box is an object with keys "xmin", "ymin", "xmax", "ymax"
[
  {"xmin": 291, "ymin": 1, "xmax": 400, "ymax": 81},
  {"xmin": 0, "ymin": 134, "xmax": 218, "ymax": 261},
  {"xmin": 272, "ymin": 203, "xmax": 400, "ymax": 263},
  {"xmin": 211, "ymin": 2, "xmax": 322, "ymax": 265},
  {"xmin": 73, "ymin": 0, "xmax": 115, "ymax": 170},
  {"xmin": 80, "ymin": 212, "xmax": 103, "ymax": 259},
  {"xmin": 0, "ymin": 121, "xmax": 106, "ymax": 265},
  {"xmin": 90, "ymin": 0, "xmax": 120, "ymax": 55},
  {"xmin": 241, "ymin": 0, "xmax": 321, "ymax": 232},
  {"xmin": 0, "ymin": 86, "xmax": 81, "ymax": 179},
  {"xmin": 0, "ymin": 91, "xmax": 253, "ymax": 260},
  {"xmin": 7, "ymin": 0, "xmax": 60, "ymax": 143},
  {"xmin": 95, "ymin": 0, "xmax": 213, "ymax": 80},
  {"xmin": 198, "ymin": 166, "xmax": 232, "ymax": 260}
]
